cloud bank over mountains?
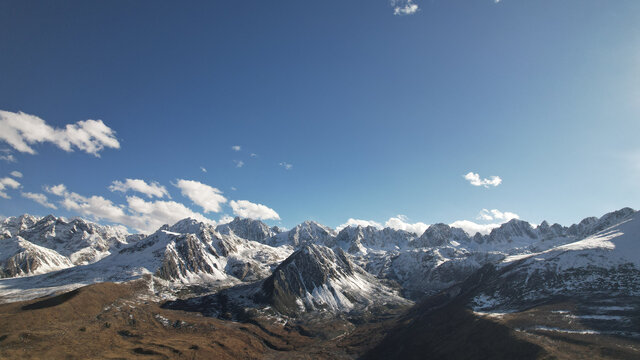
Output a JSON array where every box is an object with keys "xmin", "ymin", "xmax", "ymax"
[
  {"xmin": 24, "ymin": 178, "xmax": 280, "ymax": 233},
  {"xmin": 337, "ymin": 210, "xmax": 519, "ymax": 236}
]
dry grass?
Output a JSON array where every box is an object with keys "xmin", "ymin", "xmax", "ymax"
[
  {"xmin": 1, "ymin": 280, "xmax": 638, "ymax": 359},
  {"xmin": 0, "ymin": 280, "xmax": 354, "ymax": 359}
]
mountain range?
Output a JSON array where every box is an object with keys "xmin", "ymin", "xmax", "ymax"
[{"xmin": 1, "ymin": 207, "xmax": 639, "ymax": 358}]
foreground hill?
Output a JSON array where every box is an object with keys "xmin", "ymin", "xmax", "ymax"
[{"xmin": 1, "ymin": 277, "xmax": 638, "ymax": 359}]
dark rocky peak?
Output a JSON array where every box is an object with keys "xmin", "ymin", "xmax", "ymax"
[
  {"xmin": 216, "ymin": 217, "xmax": 275, "ymax": 242},
  {"xmin": 0, "ymin": 214, "xmax": 39, "ymax": 238},
  {"xmin": 486, "ymin": 219, "xmax": 537, "ymax": 244},
  {"xmin": 257, "ymin": 244, "xmax": 357, "ymax": 314},
  {"xmin": 595, "ymin": 207, "xmax": 635, "ymax": 230},
  {"xmin": 473, "ymin": 232, "xmax": 485, "ymax": 244},
  {"xmin": 275, "ymin": 220, "xmax": 336, "ymax": 247},
  {"xmin": 567, "ymin": 207, "xmax": 636, "ymax": 239},
  {"xmin": 416, "ymin": 223, "xmax": 470, "ymax": 248},
  {"xmin": 536, "ymin": 220, "xmax": 567, "ymax": 240},
  {"xmin": 168, "ymin": 218, "xmax": 212, "ymax": 235},
  {"xmin": 155, "ymin": 233, "xmax": 221, "ymax": 280},
  {"xmin": 333, "ymin": 225, "xmax": 380, "ymax": 249}
]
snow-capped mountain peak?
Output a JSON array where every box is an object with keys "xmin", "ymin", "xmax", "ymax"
[
  {"xmin": 215, "ymin": 217, "xmax": 276, "ymax": 243},
  {"xmin": 416, "ymin": 223, "xmax": 470, "ymax": 247}
]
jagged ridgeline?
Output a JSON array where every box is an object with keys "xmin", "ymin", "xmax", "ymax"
[{"xmin": 1, "ymin": 208, "xmax": 639, "ymax": 322}]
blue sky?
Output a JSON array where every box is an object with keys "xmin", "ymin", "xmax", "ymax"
[{"xmin": 1, "ymin": 0, "xmax": 639, "ymax": 234}]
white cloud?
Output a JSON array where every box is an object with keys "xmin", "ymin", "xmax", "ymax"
[
  {"xmin": 0, "ymin": 153, "xmax": 16, "ymax": 162},
  {"xmin": 0, "ymin": 110, "xmax": 120, "ymax": 157},
  {"xmin": 0, "ymin": 177, "xmax": 21, "ymax": 199},
  {"xmin": 385, "ymin": 215, "xmax": 429, "ymax": 235},
  {"xmin": 463, "ymin": 172, "xmax": 502, "ymax": 188},
  {"xmin": 218, "ymin": 215, "xmax": 234, "ymax": 225},
  {"xmin": 279, "ymin": 162, "xmax": 293, "ymax": 170},
  {"xmin": 231, "ymin": 145, "xmax": 241, "ymax": 151},
  {"xmin": 336, "ymin": 218, "xmax": 383, "ymax": 232},
  {"xmin": 175, "ymin": 179, "xmax": 227, "ymax": 213},
  {"xmin": 45, "ymin": 184, "xmax": 67, "ymax": 196},
  {"xmin": 229, "ymin": 200, "xmax": 280, "ymax": 220},
  {"xmin": 234, "ymin": 160, "xmax": 244, "ymax": 168},
  {"xmin": 477, "ymin": 209, "xmax": 519, "ymax": 221},
  {"xmin": 109, "ymin": 179, "xmax": 169, "ymax": 198},
  {"xmin": 231, "ymin": 186, "xmax": 237, "ymax": 191},
  {"xmin": 200, "ymin": 166, "xmax": 207, "ymax": 173},
  {"xmin": 10, "ymin": 171, "xmax": 22, "ymax": 178},
  {"xmin": 250, "ymin": 153, "xmax": 258, "ymax": 158},
  {"xmin": 59, "ymin": 191, "xmax": 128, "ymax": 225},
  {"xmin": 335, "ymin": 211, "xmax": 518, "ymax": 236},
  {"xmin": 21, "ymin": 192, "xmax": 57, "ymax": 209},
  {"xmin": 46, "ymin": 183, "xmax": 215, "ymax": 233},
  {"xmin": 392, "ymin": 0, "xmax": 419, "ymax": 15},
  {"xmin": 450, "ymin": 209, "xmax": 520, "ymax": 235},
  {"xmin": 126, "ymin": 196, "xmax": 216, "ymax": 232},
  {"xmin": 449, "ymin": 220, "xmax": 500, "ymax": 236}
]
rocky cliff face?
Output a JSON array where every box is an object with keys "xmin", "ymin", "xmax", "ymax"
[
  {"xmin": 2, "ymin": 208, "xmax": 638, "ymax": 326},
  {"xmin": 0, "ymin": 236, "xmax": 73, "ymax": 278},
  {"xmin": 216, "ymin": 217, "xmax": 278, "ymax": 243}
]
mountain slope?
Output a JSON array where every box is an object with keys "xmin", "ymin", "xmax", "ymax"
[
  {"xmin": 0, "ymin": 218, "xmax": 292, "ymax": 303},
  {"xmin": 164, "ymin": 244, "xmax": 411, "ymax": 318},
  {"xmin": 269, "ymin": 221, "xmax": 337, "ymax": 247},
  {"xmin": 256, "ymin": 244, "xmax": 409, "ymax": 315},
  {"xmin": 216, "ymin": 217, "xmax": 279, "ymax": 243},
  {"xmin": 0, "ymin": 236, "xmax": 73, "ymax": 278},
  {"xmin": 471, "ymin": 209, "xmax": 640, "ymax": 312}
]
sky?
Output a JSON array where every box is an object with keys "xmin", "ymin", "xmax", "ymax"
[{"xmin": 1, "ymin": 0, "xmax": 639, "ymax": 234}]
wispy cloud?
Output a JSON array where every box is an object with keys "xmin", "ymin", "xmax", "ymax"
[
  {"xmin": 463, "ymin": 172, "xmax": 502, "ymax": 188},
  {"xmin": 0, "ymin": 149, "xmax": 16, "ymax": 163},
  {"xmin": 477, "ymin": 208, "xmax": 519, "ymax": 221},
  {"xmin": 10, "ymin": 171, "xmax": 22, "ymax": 178},
  {"xmin": 449, "ymin": 220, "xmax": 500, "ymax": 236},
  {"xmin": 0, "ymin": 110, "xmax": 120, "ymax": 157},
  {"xmin": 250, "ymin": 153, "xmax": 258, "ymax": 158},
  {"xmin": 175, "ymin": 179, "xmax": 227, "ymax": 213},
  {"xmin": 45, "ymin": 184, "xmax": 67, "ymax": 196},
  {"xmin": 21, "ymin": 192, "xmax": 57, "ymax": 209},
  {"xmin": 336, "ymin": 209, "xmax": 520, "ymax": 236},
  {"xmin": 200, "ymin": 166, "xmax": 207, "ymax": 173},
  {"xmin": 229, "ymin": 200, "xmax": 280, "ymax": 220},
  {"xmin": 279, "ymin": 162, "xmax": 293, "ymax": 170},
  {"xmin": 392, "ymin": 0, "xmax": 419, "ymax": 15},
  {"xmin": 218, "ymin": 214, "xmax": 234, "ymax": 225},
  {"xmin": 0, "ymin": 177, "xmax": 21, "ymax": 199},
  {"xmin": 231, "ymin": 145, "xmax": 241, "ymax": 151},
  {"xmin": 451, "ymin": 208, "xmax": 519, "ymax": 235},
  {"xmin": 384, "ymin": 215, "xmax": 428, "ymax": 234},
  {"xmin": 337, "ymin": 215, "xmax": 428, "ymax": 235},
  {"xmin": 109, "ymin": 179, "xmax": 170, "ymax": 198},
  {"xmin": 336, "ymin": 218, "xmax": 383, "ymax": 232},
  {"xmin": 234, "ymin": 160, "xmax": 244, "ymax": 168}
]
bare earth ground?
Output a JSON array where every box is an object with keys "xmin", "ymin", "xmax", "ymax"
[{"xmin": 1, "ymin": 280, "xmax": 639, "ymax": 359}]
